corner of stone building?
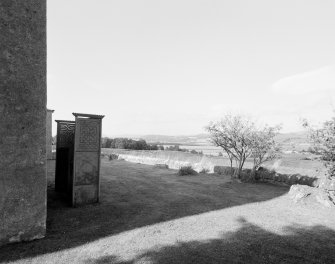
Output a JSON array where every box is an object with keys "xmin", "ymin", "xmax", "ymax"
[{"xmin": 0, "ymin": 0, "xmax": 47, "ymax": 246}]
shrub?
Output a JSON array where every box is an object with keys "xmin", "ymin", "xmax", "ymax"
[
  {"xmin": 108, "ymin": 154, "xmax": 119, "ymax": 160},
  {"xmin": 255, "ymin": 167, "xmax": 276, "ymax": 181},
  {"xmin": 240, "ymin": 169, "xmax": 253, "ymax": 182},
  {"xmin": 154, "ymin": 164, "xmax": 169, "ymax": 169},
  {"xmin": 307, "ymin": 146, "xmax": 320, "ymax": 155},
  {"xmin": 200, "ymin": 168, "xmax": 210, "ymax": 174},
  {"xmin": 166, "ymin": 145, "xmax": 180, "ymax": 151},
  {"xmin": 214, "ymin": 166, "xmax": 236, "ymax": 175},
  {"xmin": 303, "ymin": 117, "xmax": 335, "ymax": 178},
  {"xmin": 178, "ymin": 166, "xmax": 198, "ymax": 176}
]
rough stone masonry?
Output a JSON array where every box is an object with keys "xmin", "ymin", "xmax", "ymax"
[{"xmin": 0, "ymin": 0, "xmax": 47, "ymax": 246}]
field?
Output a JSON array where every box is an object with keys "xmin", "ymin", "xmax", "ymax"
[
  {"xmin": 145, "ymin": 132, "xmax": 311, "ymax": 154},
  {"xmin": 1, "ymin": 158, "xmax": 334, "ymax": 264},
  {"xmin": 163, "ymin": 144, "xmax": 222, "ymax": 155}
]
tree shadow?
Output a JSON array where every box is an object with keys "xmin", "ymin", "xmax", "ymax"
[
  {"xmin": 0, "ymin": 160, "xmax": 290, "ymax": 262},
  {"xmin": 87, "ymin": 218, "xmax": 335, "ymax": 264}
]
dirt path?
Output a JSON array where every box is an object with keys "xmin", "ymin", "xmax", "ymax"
[{"xmin": 1, "ymin": 159, "xmax": 334, "ymax": 264}]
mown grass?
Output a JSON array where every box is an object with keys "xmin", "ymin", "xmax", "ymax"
[{"xmin": 0, "ymin": 159, "xmax": 334, "ymax": 264}]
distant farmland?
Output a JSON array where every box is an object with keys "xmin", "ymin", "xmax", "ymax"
[
  {"xmin": 163, "ymin": 144, "xmax": 222, "ymax": 156},
  {"xmin": 149, "ymin": 131, "xmax": 312, "ymax": 155}
]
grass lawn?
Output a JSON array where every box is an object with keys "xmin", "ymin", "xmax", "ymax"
[{"xmin": 0, "ymin": 158, "xmax": 335, "ymax": 264}]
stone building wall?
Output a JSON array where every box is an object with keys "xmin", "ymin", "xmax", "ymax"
[{"xmin": 0, "ymin": 0, "xmax": 47, "ymax": 246}]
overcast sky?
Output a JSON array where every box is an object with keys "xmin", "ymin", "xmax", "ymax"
[{"xmin": 47, "ymin": 0, "xmax": 335, "ymax": 136}]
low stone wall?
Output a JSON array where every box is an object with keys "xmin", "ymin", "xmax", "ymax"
[{"xmin": 102, "ymin": 149, "xmax": 224, "ymax": 173}]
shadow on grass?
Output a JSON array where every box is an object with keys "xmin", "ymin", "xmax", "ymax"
[
  {"xmin": 0, "ymin": 160, "xmax": 290, "ymax": 262},
  {"xmin": 86, "ymin": 218, "xmax": 335, "ymax": 264}
]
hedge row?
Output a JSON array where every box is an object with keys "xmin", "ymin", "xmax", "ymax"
[{"xmin": 213, "ymin": 166, "xmax": 318, "ymax": 187}]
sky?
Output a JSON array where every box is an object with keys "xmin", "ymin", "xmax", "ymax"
[{"xmin": 47, "ymin": 0, "xmax": 335, "ymax": 136}]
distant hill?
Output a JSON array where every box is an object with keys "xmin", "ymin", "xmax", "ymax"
[
  {"xmin": 275, "ymin": 131, "xmax": 310, "ymax": 152},
  {"xmin": 139, "ymin": 134, "xmax": 210, "ymax": 145},
  {"xmin": 275, "ymin": 131, "xmax": 308, "ymax": 144},
  {"xmin": 130, "ymin": 131, "xmax": 309, "ymax": 147}
]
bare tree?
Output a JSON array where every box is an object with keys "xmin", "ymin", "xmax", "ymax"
[
  {"xmin": 250, "ymin": 125, "xmax": 281, "ymax": 174},
  {"xmin": 206, "ymin": 123, "xmax": 235, "ymax": 174},
  {"xmin": 207, "ymin": 114, "xmax": 281, "ymax": 179},
  {"xmin": 206, "ymin": 114, "xmax": 255, "ymax": 178}
]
